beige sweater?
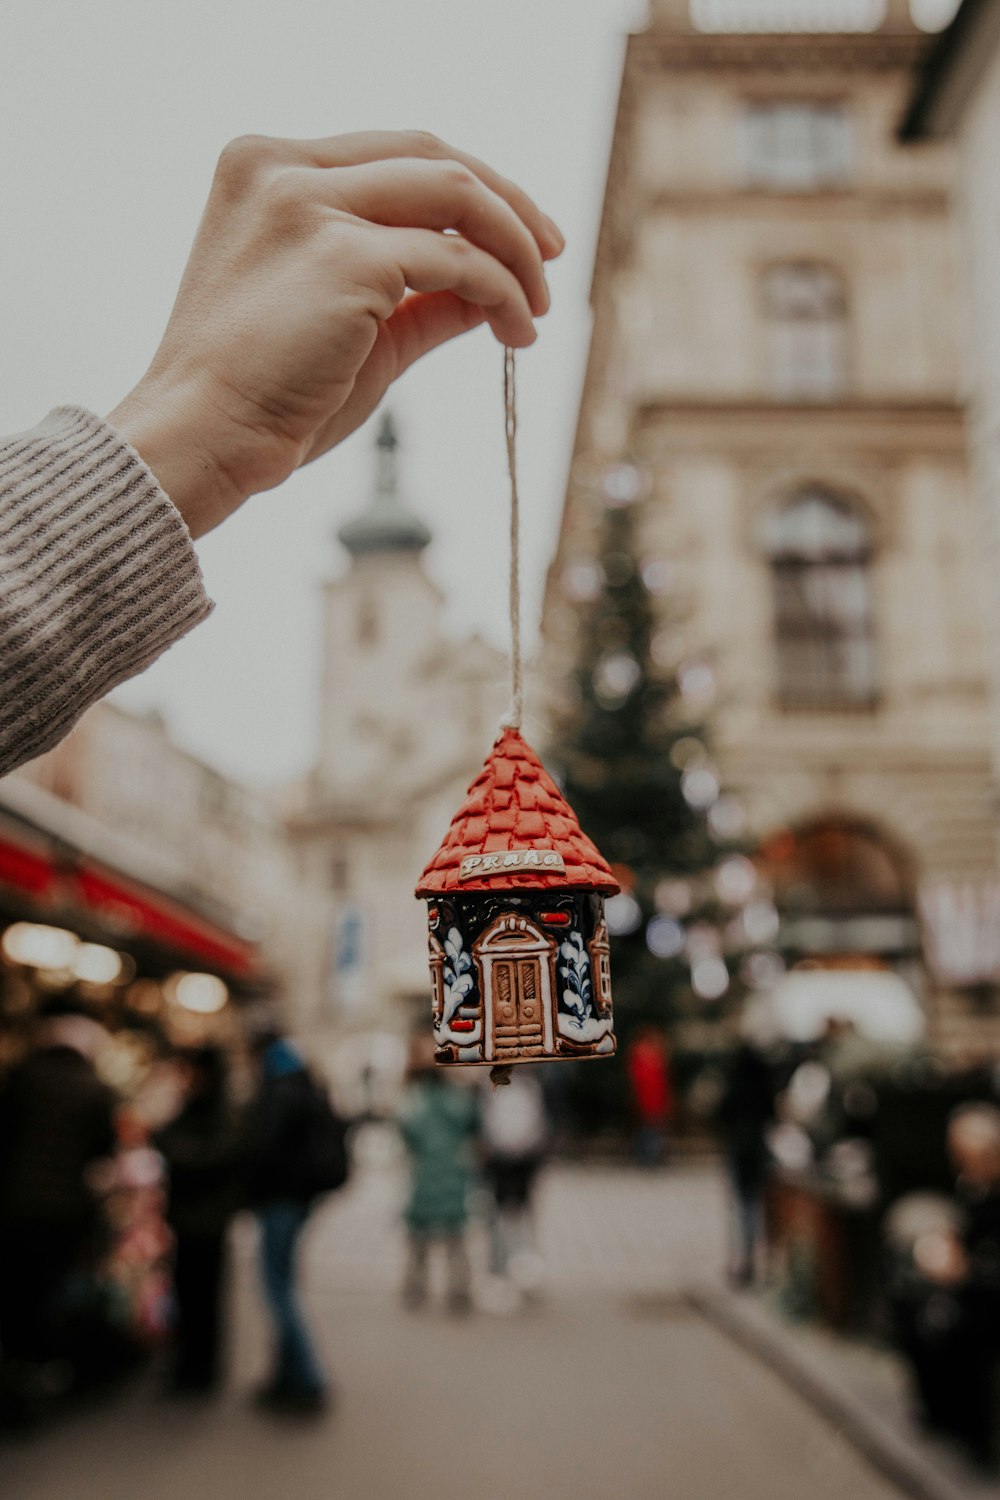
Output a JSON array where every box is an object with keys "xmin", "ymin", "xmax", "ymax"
[{"xmin": 0, "ymin": 407, "xmax": 212, "ymax": 776}]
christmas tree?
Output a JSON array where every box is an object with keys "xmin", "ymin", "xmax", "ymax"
[{"xmin": 546, "ymin": 471, "xmax": 779, "ymax": 1133}]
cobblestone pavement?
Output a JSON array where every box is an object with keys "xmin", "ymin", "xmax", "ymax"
[
  {"xmin": 305, "ymin": 1126, "xmax": 732, "ymax": 1295},
  {"xmin": 1, "ymin": 1136, "xmax": 908, "ymax": 1500}
]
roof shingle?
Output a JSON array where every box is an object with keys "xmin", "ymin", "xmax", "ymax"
[{"xmin": 415, "ymin": 728, "xmax": 619, "ymax": 896}]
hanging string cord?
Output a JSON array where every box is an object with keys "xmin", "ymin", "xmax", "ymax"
[
  {"xmin": 492, "ymin": 348, "xmax": 522, "ymax": 1089},
  {"xmin": 502, "ymin": 346, "xmax": 524, "ymax": 732}
]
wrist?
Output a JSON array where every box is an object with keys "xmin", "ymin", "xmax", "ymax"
[{"xmin": 108, "ymin": 378, "xmax": 248, "ymax": 540}]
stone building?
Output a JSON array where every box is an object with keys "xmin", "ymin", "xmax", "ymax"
[
  {"xmin": 1, "ymin": 700, "xmax": 292, "ymax": 996},
  {"xmin": 904, "ymin": 0, "xmax": 1000, "ymax": 791},
  {"xmin": 285, "ymin": 416, "xmax": 509, "ymax": 1057},
  {"xmin": 541, "ymin": 0, "xmax": 1000, "ymax": 1054}
]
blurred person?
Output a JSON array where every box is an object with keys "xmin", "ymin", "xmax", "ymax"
[
  {"xmin": 626, "ymin": 1026, "xmax": 674, "ymax": 1169},
  {"xmin": 246, "ymin": 1028, "xmax": 344, "ymax": 1414},
  {"xmin": 0, "ymin": 998, "xmax": 116, "ymax": 1418},
  {"xmin": 892, "ymin": 1103, "xmax": 1000, "ymax": 1466},
  {"xmin": 481, "ymin": 1068, "xmax": 549, "ymax": 1298},
  {"xmin": 397, "ymin": 1037, "xmax": 480, "ymax": 1315},
  {"xmin": 716, "ymin": 1039, "xmax": 776, "ymax": 1287},
  {"xmin": 155, "ymin": 1047, "xmax": 247, "ymax": 1395},
  {"xmin": 0, "ymin": 131, "xmax": 562, "ymax": 778}
]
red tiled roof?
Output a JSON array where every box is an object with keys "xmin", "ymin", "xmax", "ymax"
[{"xmin": 415, "ymin": 728, "xmax": 620, "ymax": 896}]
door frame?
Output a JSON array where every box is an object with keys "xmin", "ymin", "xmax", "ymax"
[{"xmin": 473, "ymin": 912, "xmax": 555, "ymax": 1061}]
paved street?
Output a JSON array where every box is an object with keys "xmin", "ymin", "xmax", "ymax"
[{"xmin": 2, "ymin": 1134, "xmax": 907, "ymax": 1500}]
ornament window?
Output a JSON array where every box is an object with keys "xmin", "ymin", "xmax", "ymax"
[
  {"xmin": 589, "ymin": 919, "xmax": 613, "ymax": 1013},
  {"xmin": 762, "ymin": 263, "xmax": 848, "ymax": 400},
  {"xmin": 428, "ymin": 931, "xmax": 445, "ymax": 1022},
  {"xmin": 763, "ymin": 491, "xmax": 878, "ymax": 709}
]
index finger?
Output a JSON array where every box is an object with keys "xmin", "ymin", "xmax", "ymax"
[{"xmin": 293, "ymin": 129, "xmax": 565, "ymax": 260}]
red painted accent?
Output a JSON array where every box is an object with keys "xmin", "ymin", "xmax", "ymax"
[
  {"xmin": 0, "ymin": 836, "xmax": 56, "ymax": 898},
  {"xmin": 415, "ymin": 728, "xmax": 619, "ymax": 897},
  {"xmin": 0, "ymin": 819, "xmax": 258, "ymax": 981},
  {"xmin": 540, "ymin": 911, "xmax": 571, "ymax": 925},
  {"xmin": 76, "ymin": 866, "xmax": 256, "ymax": 976},
  {"xmin": 450, "ymin": 1018, "xmax": 475, "ymax": 1033}
]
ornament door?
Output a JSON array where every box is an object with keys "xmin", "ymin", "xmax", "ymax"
[{"xmin": 491, "ymin": 956, "xmax": 545, "ymax": 1060}]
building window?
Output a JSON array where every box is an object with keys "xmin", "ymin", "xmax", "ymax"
[
  {"xmin": 742, "ymin": 101, "xmax": 852, "ymax": 191},
  {"xmin": 763, "ymin": 264, "xmax": 848, "ymax": 400},
  {"xmin": 356, "ymin": 595, "xmax": 378, "ymax": 647},
  {"xmin": 762, "ymin": 491, "xmax": 877, "ymax": 708}
]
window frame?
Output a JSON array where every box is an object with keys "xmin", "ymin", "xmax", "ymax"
[
  {"xmin": 761, "ymin": 261, "xmax": 850, "ymax": 401},
  {"xmin": 741, "ymin": 98, "xmax": 854, "ymax": 193},
  {"xmin": 763, "ymin": 491, "xmax": 879, "ymax": 712}
]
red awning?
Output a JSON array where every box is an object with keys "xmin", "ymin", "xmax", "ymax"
[
  {"xmin": 0, "ymin": 821, "xmax": 258, "ymax": 981},
  {"xmin": 75, "ymin": 865, "xmax": 257, "ymax": 977},
  {"xmin": 0, "ymin": 832, "xmax": 56, "ymax": 901}
]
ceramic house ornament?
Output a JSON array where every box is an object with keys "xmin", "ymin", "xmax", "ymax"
[{"xmin": 415, "ymin": 727, "xmax": 619, "ymax": 1068}]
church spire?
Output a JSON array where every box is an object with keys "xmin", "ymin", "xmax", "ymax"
[{"xmin": 337, "ymin": 411, "xmax": 432, "ymax": 559}]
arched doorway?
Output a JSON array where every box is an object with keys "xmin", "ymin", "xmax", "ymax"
[
  {"xmin": 473, "ymin": 913, "xmax": 556, "ymax": 1063},
  {"xmin": 757, "ymin": 816, "xmax": 919, "ymax": 963}
]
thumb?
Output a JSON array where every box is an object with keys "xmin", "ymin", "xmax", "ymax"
[
  {"xmin": 383, "ymin": 290, "xmax": 489, "ymax": 376},
  {"xmin": 302, "ymin": 292, "xmax": 488, "ymax": 466}
]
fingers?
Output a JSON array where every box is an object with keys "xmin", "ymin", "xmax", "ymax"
[
  {"xmin": 319, "ymin": 158, "xmax": 550, "ymax": 318},
  {"xmin": 369, "ymin": 226, "xmax": 537, "ymax": 348},
  {"xmin": 296, "ymin": 129, "xmax": 564, "ymax": 261},
  {"xmin": 383, "ymin": 291, "xmax": 488, "ymax": 375},
  {"xmin": 303, "ymin": 293, "xmax": 488, "ymax": 465}
]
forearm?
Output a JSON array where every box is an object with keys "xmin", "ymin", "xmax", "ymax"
[{"xmin": 0, "ymin": 406, "xmax": 212, "ymax": 776}]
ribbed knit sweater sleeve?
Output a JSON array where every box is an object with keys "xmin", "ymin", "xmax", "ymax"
[{"xmin": 0, "ymin": 406, "xmax": 213, "ymax": 775}]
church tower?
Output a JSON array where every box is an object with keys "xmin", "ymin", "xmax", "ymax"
[
  {"xmin": 318, "ymin": 413, "xmax": 442, "ymax": 793},
  {"xmin": 287, "ymin": 416, "xmax": 508, "ymax": 1042}
]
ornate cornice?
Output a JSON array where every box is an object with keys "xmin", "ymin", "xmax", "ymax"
[
  {"xmin": 632, "ymin": 397, "xmax": 968, "ymax": 454},
  {"xmin": 634, "ymin": 28, "xmax": 931, "ymax": 73}
]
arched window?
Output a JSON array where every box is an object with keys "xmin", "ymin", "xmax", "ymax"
[
  {"xmin": 763, "ymin": 264, "xmax": 848, "ymax": 399},
  {"xmin": 763, "ymin": 491, "xmax": 877, "ymax": 708}
]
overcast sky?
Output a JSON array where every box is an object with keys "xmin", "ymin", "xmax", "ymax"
[{"xmin": 0, "ymin": 0, "xmax": 646, "ymax": 786}]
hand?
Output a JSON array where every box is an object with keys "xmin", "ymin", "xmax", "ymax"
[{"xmin": 109, "ymin": 131, "xmax": 563, "ymax": 538}]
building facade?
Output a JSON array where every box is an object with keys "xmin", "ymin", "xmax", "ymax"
[
  {"xmin": 904, "ymin": 0, "xmax": 1000, "ymax": 795},
  {"xmin": 541, "ymin": 0, "xmax": 1000, "ymax": 1055},
  {"xmin": 285, "ymin": 416, "xmax": 510, "ymax": 1057}
]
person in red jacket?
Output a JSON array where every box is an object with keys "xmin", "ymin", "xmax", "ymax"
[{"xmin": 626, "ymin": 1026, "xmax": 675, "ymax": 1169}]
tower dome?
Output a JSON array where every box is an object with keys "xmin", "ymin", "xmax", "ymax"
[{"xmin": 337, "ymin": 412, "xmax": 432, "ymax": 558}]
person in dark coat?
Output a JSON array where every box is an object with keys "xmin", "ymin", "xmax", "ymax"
[
  {"xmin": 246, "ymin": 1031, "xmax": 328, "ymax": 1413},
  {"xmin": 0, "ymin": 1002, "xmax": 116, "ymax": 1405},
  {"xmin": 894, "ymin": 1104, "xmax": 1000, "ymax": 1466},
  {"xmin": 155, "ymin": 1046, "xmax": 246, "ymax": 1394},
  {"xmin": 716, "ymin": 1040, "xmax": 776, "ymax": 1286}
]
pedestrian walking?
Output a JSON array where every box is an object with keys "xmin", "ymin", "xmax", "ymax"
[
  {"xmin": 398, "ymin": 1038, "xmax": 480, "ymax": 1314},
  {"xmin": 0, "ymin": 999, "xmax": 117, "ymax": 1422},
  {"xmin": 481, "ymin": 1069, "xmax": 549, "ymax": 1294},
  {"xmin": 716, "ymin": 1039, "xmax": 776, "ymax": 1287},
  {"xmin": 626, "ymin": 1026, "xmax": 675, "ymax": 1168},
  {"xmin": 247, "ymin": 1030, "xmax": 344, "ymax": 1414},
  {"xmin": 155, "ymin": 1047, "xmax": 246, "ymax": 1395}
]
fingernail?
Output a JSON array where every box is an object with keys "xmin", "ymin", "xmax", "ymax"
[{"xmin": 543, "ymin": 217, "xmax": 565, "ymax": 256}]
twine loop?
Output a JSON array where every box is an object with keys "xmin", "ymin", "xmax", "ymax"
[{"xmin": 500, "ymin": 347, "xmax": 523, "ymax": 733}]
